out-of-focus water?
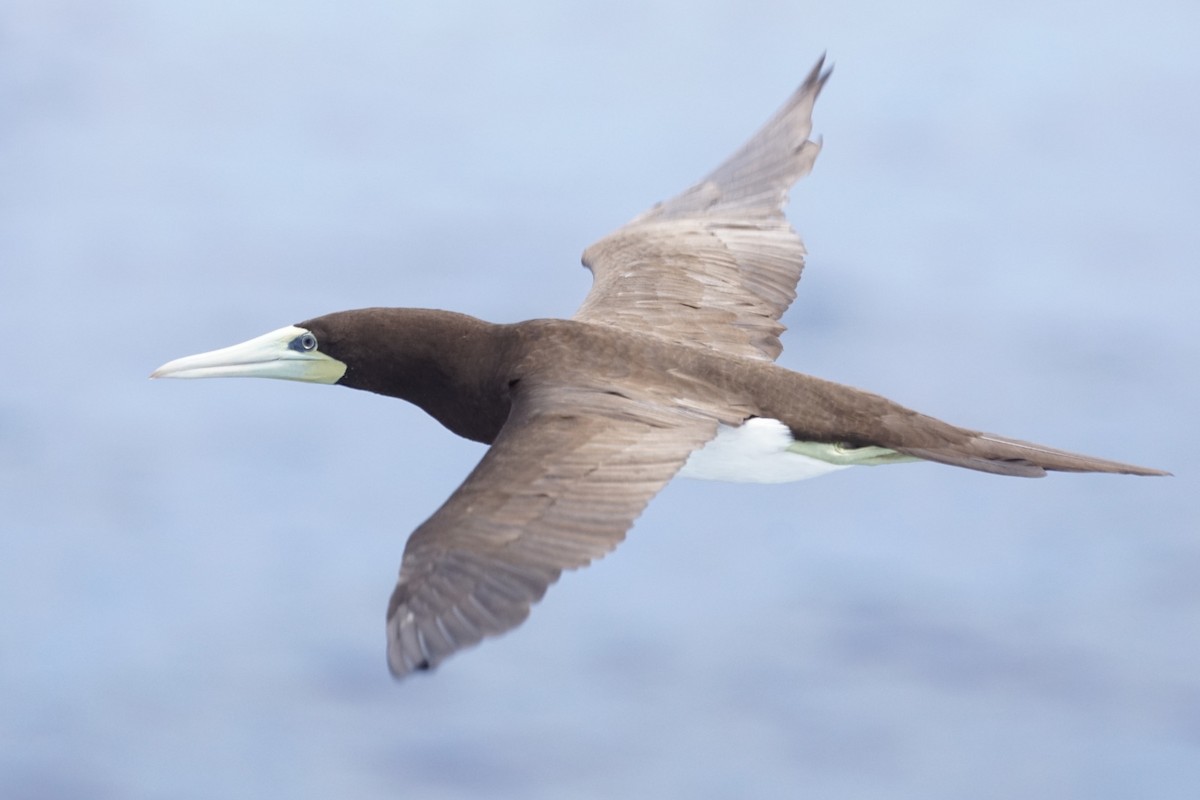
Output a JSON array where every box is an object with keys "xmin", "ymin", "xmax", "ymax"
[{"xmin": 2, "ymin": 2, "xmax": 1197, "ymax": 798}]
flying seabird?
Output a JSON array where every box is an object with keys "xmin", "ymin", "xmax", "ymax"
[{"xmin": 152, "ymin": 58, "xmax": 1167, "ymax": 678}]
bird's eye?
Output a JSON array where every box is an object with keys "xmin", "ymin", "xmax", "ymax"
[{"xmin": 290, "ymin": 332, "xmax": 319, "ymax": 352}]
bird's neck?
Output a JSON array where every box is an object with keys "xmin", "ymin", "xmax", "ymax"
[{"xmin": 337, "ymin": 309, "xmax": 517, "ymax": 444}]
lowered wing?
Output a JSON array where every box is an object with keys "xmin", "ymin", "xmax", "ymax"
[{"xmin": 385, "ymin": 381, "xmax": 720, "ymax": 677}]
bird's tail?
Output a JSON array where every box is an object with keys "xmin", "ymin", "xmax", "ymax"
[{"xmin": 896, "ymin": 432, "xmax": 1170, "ymax": 478}]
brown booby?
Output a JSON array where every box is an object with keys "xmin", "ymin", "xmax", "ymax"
[{"xmin": 152, "ymin": 58, "xmax": 1167, "ymax": 678}]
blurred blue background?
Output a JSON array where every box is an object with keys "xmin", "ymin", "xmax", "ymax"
[{"xmin": 3, "ymin": 1, "xmax": 1198, "ymax": 798}]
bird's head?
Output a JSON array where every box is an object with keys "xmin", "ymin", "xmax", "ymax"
[{"xmin": 151, "ymin": 318, "xmax": 349, "ymax": 385}]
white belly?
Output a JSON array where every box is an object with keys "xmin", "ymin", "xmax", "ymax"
[{"xmin": 678, "ymin": 418, "xmax": 851, "ymax": 483}]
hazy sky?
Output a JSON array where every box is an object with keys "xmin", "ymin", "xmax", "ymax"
[{"xmin": 3, "ymin": 2, "xmax": 1198, "ymax": 798}]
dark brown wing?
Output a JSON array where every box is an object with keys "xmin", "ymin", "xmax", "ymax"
[
  {"xmin": 385, "ymin": 382, "xmax": 719, "ymax": 677},
  {"xmin": 574, "ymin": 57, "xmax": 831, "ymax": 362}
]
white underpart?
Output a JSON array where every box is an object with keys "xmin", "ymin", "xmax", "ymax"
[
  {"xmin": 679, "ymin": 417, "xmax": 918, "ymax": 483},
  {"xmin": 679, "ymin": 418, "xmax": 851, "ymax": 483}
]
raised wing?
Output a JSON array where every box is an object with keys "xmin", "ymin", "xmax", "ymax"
[
  {"xmin": 575, "ymin": 57, "xmax": 832, "ymax": 362},
  {"xmin": 385, "ymin": 382, "xmax": 720, "ymax": 677}
]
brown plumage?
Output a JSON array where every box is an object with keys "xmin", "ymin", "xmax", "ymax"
[
  {"xmin": 154, "ymin": 57, "xmax": 1167, "ymax": 678},
  {"xmin": 295, "ymin": 309, "xmax": 1165, "ymax": 674}
]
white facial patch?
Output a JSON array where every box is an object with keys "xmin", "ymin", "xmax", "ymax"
[{"xmin": 679, "ymin": 417, "xmax": 852, "ymax": 483}]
